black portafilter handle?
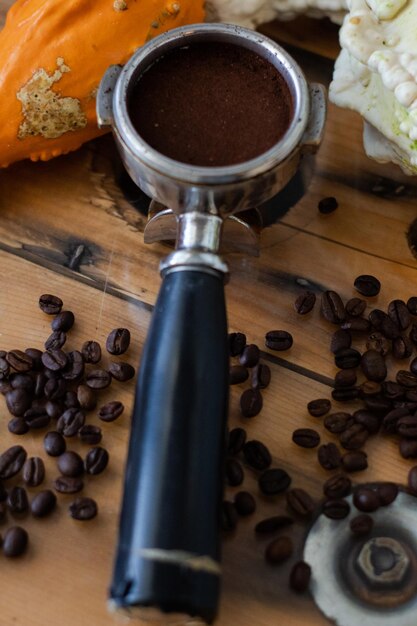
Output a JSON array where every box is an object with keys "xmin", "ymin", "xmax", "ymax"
[{"xmin": 110, "ymin": 267, "xmax": 229, "ymax": 624}]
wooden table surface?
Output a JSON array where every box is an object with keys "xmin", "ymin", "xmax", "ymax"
[{"xmin": 1, "ymin": 3, "xmax": 417, "ymax": 626}]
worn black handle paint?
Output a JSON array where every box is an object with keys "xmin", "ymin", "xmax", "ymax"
[{"xmin": 110, "ymin": 268, "xmax": 229, "ymax": 624}]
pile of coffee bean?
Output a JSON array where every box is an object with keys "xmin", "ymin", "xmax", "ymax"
[{"xmin": 0, "ymin": 294, "xmax": 136, "ymax": 557}]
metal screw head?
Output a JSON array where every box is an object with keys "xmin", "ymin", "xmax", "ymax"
[{"xmin": 356, "ymin": 537, "xmax": 410, "ymax": 588}]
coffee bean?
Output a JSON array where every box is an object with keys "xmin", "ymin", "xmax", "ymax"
[
  {"xmin": 229, "ymin": 365, "xmax": 249, "ymax": 385},
  {"xmin": 229, "ymin": 332, "xmax": 246, "ymax": 357},
  {"xmin": 7, "ymin": 486, "xmax": 28, "ymax": 515},
  {"xmin": 78, "ymin": 425, "xmax": 102, "ymax": 446},
  {"xmin": 57, "ymin": 451, "xmax": 84, "ymax": 477},
  {"xmin": 353, "ymin": 410, "xmax": 380, "ymax": 434},
  {"xmin": 408, "ymin": 466, "xmax": 417, "ymax": 494},
  {"xmin": 323, "ymin": 474, "xmax": 352, "ymax": 499},
  {"xmin": 307, "ymin": 399, "xmax": 331, "ymax": 417},
  {"xmin": 57, "ymin": 408, "xmax": 85, "ymax": 437},
  {"xmin": 354, "ymin": 275, "xmax": 380, "ymax": 297},
  {"xmin": 393, "ymin": 335, "xmax": 414, "ymax": 359},
  {"xmin": 85, "ymin": 447, "xmax": 109, "ymax": 476},
  {"xmin": 286, "ymin": 489, "xmax": 315, "ymax": 517},
  {"xmin": 0, "ymin": 445, "xmax": 27, "ymax": 479},
  {"xmin": 318, "ymin": 443, "xmax": 341, "ymax": 470},
  {"xmin": 44, "ymin": 431, "xmax": 66, "ymax": 457},
  {"xmin": 292, "ymin": 428, "xmax": 320, "ymax": 448},
  {"xmin": 322, "ymin": 498, "xmax": 350, "ymax": 519},
  {"xmin": 44, "ymin": 377, "xmax": 66, "ymax": 401},
  {"xmin": 44, "ymin": 331, "xmax": 67, "ymax": 351},
  {"xmin": 239, "ymin": 344, "xmax": 260, "ymax": 368},
  {"xmin": 24, "ymin": 407, "xmax": 51, "ymax": 430},
  {"xmin": 22, "ymin": 457, "xmax": 45, "ymax": 487},
  {"xmin": 0, "ymin": 501, "xmax": 6, "ymax": 522},
  {"xmin": 345, "ymin": 298, "xmax": 366, "ymax": 317},
  {"xmin": 227, "ymin": 428, "xmax": 246, "ymax": 456},
  {"xmin": 33, "ymin": 372, "xmax": 47, "ymax": 398},
  {"xmin": 234, "ymin": 491, "xmax": 256, "ymax": 516},
  {"xmin": 3, "ymin": 526, "xmax": 28, "ymax": 557},
  {"xmin": 381, "ymin": 316, "xmax": 401, "ymax": 340},
  {"xmin": 265, "ymin": 330, "xmax": 293, "ymax": 351},
  {"xmin": 25, "ymin": 348, "xmax": 43, "ymax": 371},
  {"xmin": 382, "ymin": 407, "xmax": 409, "ymax": 434},
  {"xmin": 377, "ymin": 483, "xmax": 399, "ymax": 506},
  {"xmin": 240, "ymin": 388, "xmax": 263, "ymax": 418},
  {"xmin": 330, "ymin": 329, "xmax": 352, "ymax": 354},
  {"xmin": 410, "ymin": 357, "xmax": 417, "ymax": 376},
  {"xmin": 225, "ymin": 459, "xmax": 244, "ymax": 486},
  {"xmin": 350, "ymin": 514, "xmax": 373, "ymax": 536},
  {"xmin": 265, "ymin": 536, "xmax": 293, "ymax": 564},
  {"xmin": 0, "ymin": 357, "xmax": 9, "ymax": 381},
  {"xmin": 324, "ymin": 412, "xmax": 354, "ymax": 434},
  {"xmin": 366, "ymin": 332, "xmax": 390, "ymax": 356},
  {"xmin": 53, "ymin": 475, "xmax": 84, "ymax": 494},
  {"xmin": 339, "ymin": 424, "xmax": 369, "ymax": 450},
  {"xmin": 8, "ymin": 417, "xmax": 29, "ymax": 435},
  {"xmin": 410, "ymin": 324, "xmax": 417, "ymax": 345},
  {"xmin": 361, "ymin": 350, "xmax": 387, "ymax": 382},
  {"xmin": 334, "ymin": 348, "xmax": 361, "ymax": 369},
  {"xmin": 75, "ymin": 385, "xmax": 96, "ymax": 411},
  {"xmin": 243, "ymin": 440, "xmax": 272, "ymax": 471},
  {"xmin": 364, "ymin": 394, "xmax": 392, "ymax": 414},
  {"xmin": 5, "ymin": 389, "xmax": 31, "ymax": 417},
  {"xmin": 289, "ymin": 561, "xmax": 311, "ymax": 592},
  {"xmin": 334, "ymin": 369, "xmax": 357, "ymax": 388},
  {"xmin": 255, "ymin": 515, "xmax": 294, "ymax": 534},
  {"xmin": 259, "ymin": 468, "xmax": 291, "ymax": 495},
  {"xmin": 42, "ymin": 349, "xmax": 68, "ymax": 372},
  {"xmin": 341, "ymin": 451, "xmax": 368, "ymax": 472},
  {"xmin": 69, "ymin": 497, "xmax": 98, "ymax": 521},
  {"xmin": 400, "ymin": 438, "xmax": 417, "ymax": 459},
  {"xmin": 251, "ymin": 363, "xmax": 271, "ymax": 390},
  {"xmin": 0, "ymin": 381, "xmax": 12, "ymax": 395},
  {"xmin": 31, "ymin": 490, "xmax": 57, "ymax": 518},
  {"xmin": 369, "ymin": 308, "xmax": 386, "ymax": 330},
  {"xmin": 64, "ymin": 391, "xmax": 79, "ymax": 410},
  {"xmin": 294, "ymin": 291, "xmax": 316, "ymax": 315},
  {"xmin": 221, "ymin": 501, "xmax": 238, "ymax": 531},
  {"xmin": 397, "ymin": 415, "xmax": 417, "ymax": 438},
  {"xmin": 98, "ymin": 400, "xmax": 124, "ymax": 422},
  {"xmin": 406, "ymin": 389, "xmax": 417, "ymax": 402},
  {"xmin": 108, "ymin": 362, "xmax": 135, "ymax": 382},
  {"xmin": 45, "ymin": 401, "xmax": 62, "ymax": 420},
  {"xmin": 388, "ymin": 299, "xmax": 410, "ymax": 331},
  {"xmin": 341, "ymin": 318, "xmax": 371, "ymax": 333},
  {"xmin": 81, "ymin": 340, "xmax": 102, "ymax": 364},
  {"xmin": 407, "ymin": 297, "xmax": 417, "ymax": 315},
  {"xmin": 6, "ymin": 350, "xmax": 33, "ymax": 372},
  {"xmin": 51, "ymin": 310, "xmax": 74, "ymax": 332},
  {"xmin": 382, "ymin": 381, "xmax": 404, "ymax": 399},
  {"xmin": 106, "ymin": 328, "xmax": 130, "ymax": 355},
  {"xmin": 353, "ymin": 487, "xmax": 380, "ymax": 512},
  {"xmin": 396, "ymin": 370, "xmax": 417, "ymax": 388},
  {"xmin": 359, "ymin": 381, "xmax": 382, "ymax": 397},
  {"xmin": 331, "ymin": 386, "xmax": 360, "ymax": 402},
  {"xmin": 62, "ymin": 350, "xmax": 84, "ymax": 381},
  {"xmin": 318, "ymin": 196, "xmax": 338, "ymax": 214},
  {"xmin": 39, "ymin": 294, "xmax": 63, "ymax": 315},
  {"xmin": 85, "ymin": 369, "xmax": 111, "ymax": 389},
  {"xmin": 321, "ymin": 291, "xmax": 346, "ymax": 324}
]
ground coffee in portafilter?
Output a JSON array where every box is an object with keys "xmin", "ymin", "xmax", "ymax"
[{"xmin": 128, "ymin": 42, "xmax": 293, "ymax": 167}]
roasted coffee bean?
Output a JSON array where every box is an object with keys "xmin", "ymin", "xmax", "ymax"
[
  {"xmin": 410, "ymin": 357, "xmax": 417, "ymax": 376},
  {"xmin": 8, "ymin": 417, "xmax": 29, "ymax": 435},
  {"xmin": 85, "ymin": 447, "xmax": 109, "ymax": 476},
  {"xmin": 265, "ymin": 330, "xmax": 293, "ymax": 351},
  {"xmin": 388, "ymin": 299, "xmax": 410, "ymax": 330},
  {"xmin": 106, "ymin": 328, "xmax": 130, "ymax": 355},
  {"xmin": 45, "ymin": 400, "xmax": 63, "ymax": 419},
  {"xmin": 85, "ymin": 369, "xmax": 111, "ymax": 390},
  {"xmin": 334, "ymin": 348, "xmax": 362, "ymax": 369},
  {"xmin": 341, "ymin": 451, "xmax": 368, "ymax": 472},
  {"xmin": 44, "ymin": 377, "xmax": 66, "ymax": 400},
  {"xmin": 3, "ymin": 526, "xmax": 28, "ymax": 557},
  {"xmin": 353, "ymin": 487, "xmax": 380, "ymax": 512},
  {"xmin": 234, "ymin": 491, "xmax": 256, "ymax": 516},
  {"xmin": 334, "ymin": 369, "xmax": 357, "ymax": 388},
  {"xmin": 62, "ymin": 350, "xmax": 84, "ymax": 381},
  {"xmin": 7, "ymin": 486, "xmax": 28, "ymax": 515},
  {"xmin": 51, "ymin": 310, "xmax": 74, "ymax": 332},
  {"xmin": 53, "ymin": 475, "xmax": 84, "ymax": 494},
  {"xmin": 259, "ymin": 468, "xmax": 291, "ymax": 495},
  {"xmin": 265, "ymin": 536, "xmax": 293, "ymax": 564},
  {"xmin": 81, "ymin": 340, "xmax": 101, "ymax": 364},
  {"xmin": 406, "ymin": 389, "xmax": 417, "ymax": 402},
  {"xmin": 397, "ymin": 415, "xmax": 417, "ymax": 438},
  {"xmin": 364, "ymin": 395, "xmax": 392, "ymax": 414},
  {"xmin": 292, "ymin": 428, "xmax": 320, "ymax": 448},
  {"xmin": 286, "ymin": 489, "xmax": 315, "ymax": 517},
  {"xmin": 33, "ymin": 372, "xmax": 46, "ymax": 398},
  {"xmin": 69, "ymin": 496, "xmax": 98, "ymax": 521},
  {"xmin": 229, "ymin": 365, "xmax": 248, "ymax": 385},
  {"xmin": 0, "ymin": 445, "xmax": 27, "ymax": 479},
  {"xmin": 318, "ymin": 196, "xmax": 338, "ymax": 214},
  {"xmin": 39, "ymin": 294, "xmax": 63, "ymax": 315},
  {"xmin": 339, "ymin": 424, "xmax": 369, "ymax": 450},
  {"xmin": 294, "ymin": 291, "xmax": 316, "ymax": 315},
  {"xmin": 396, "ymin": 370, "xmax": 417, "ymax": 388},
  {"xmin": 381, "ymin": 316, "xmax": 401, "ymax": 340},
  {"xmin": 393, "ymin": 335, "xmax": 413, "ymax": 359},
  {"xmin": 322, "ymin": 498, "xmax": 350, "ymax": 519},
  {"xmin": 98, "ymin": 400, "xmax": 124, "ymax": 422},
  {"xmin": 76, "ymin": 385, "xmax": 97, "ymax": 411},
  {"xmin": 383, "ymin": 407, "xmax": 409, "ymax": 434},
  {"xmin": 41, "ymin": 349, "xmax": 68, "ymax": 372},
  {"xmin": 330, "ymin": 329, "xmax": 352, "ymax": 354},
  {"xmin": 323, "ymin": 474, "xmax": 352, "ymax": 499},
  {"xmin": 108, "ymin": 361, "xmax": 135, "ymax": 382},
  {"xmin": 44, "ymin": 331, "xmax": 66, "ymax": 351},
  {"xmin": 64, "ymin": 391, "xmax": 79, "ymax": 410},
  {"xmin": 350, "ymin": 514, "xmax": 373, "ymax": 536},
  {"xmin": 23, "ymin": 407, "xmax": 50, "ymax": 430},
  {"xmin": 345, "ymin": 298, "xmax": 366, "ymax": 318},
  {"xmin": 229, "ymin": 332, "xmax": 246, "ymax": 357},
  {"xmin": 410, "ymin": 324, "xmax": 417, "ymax": 345},
  {"xmin": 377, "ymin": 482, "xmax": 399, "ymax": 506},
  {"xmin": 408, "ymin": 466, "xmax": 417, "ymax": 494},
  {"xmin": 341, "ymin": 318, "xmax": 371, "ymax": 333},
  {"xmin": 321, "ymin": 290, "xmax": 346, "ymax": 324},
  {"xmin": 239, "ymin": 344, "xmax": 260, "ymax": 368},
  {"xmin": 227, "ymin": 428, "xmax": 246, "ymax": 456},
  {"xmin": 78, "ymin": 425, "xmax": 102, "ymax": 446},
  {"xmin": 22, "ymin": 457, "xmax": 45, "ymax": 487},
  {"xmin": 44, "ymin": 431, "xmax": 66, "ymax": 457},
  {"xmin": 353, "ymin": 410, "xmax": 380, "ymax": 434},
  {"xmin": 240, "ymin": 388, "xmax": 263, "ymax": 418},
  {"xmin": 354, "ymin": 274, "xmax": 380, "ymax": 297},
  {"xmin": 58, "ymin": 451, "xmax": 84, "ymax": 477},
  {"xmin": 361, "ymin": 350, "xmax": 387, "ymax": 382},
  {"xmin": 0, "ymin": 381, "xmax": 12, "ymax": 395},
  {"xmin": 366, "ymin": 332, "xmax": 390, "ymax": 356},
  {"xmin": 6, "ymin": 350, "xmax": 33, "ymax": 372},
  {"xmin": 382, "ymin": 381, "xmax": 404, "ymax": 399},
  {"xmin": 307, "ymin": 399, "xmax": 331, "ymax": 417},
  {"xmin": 368, "ymin": 309, "xmax": 386, "ymax": 330},
  {"xmin": 243, "ymin": 440, "xmax": 272, "ymax": 471},
  {"xmin": 25, "ymin": 348, "xmax": 43, "ymax": 370},
  {"xmin": 0, "ymin": 357, "xmax": 9, "ymax": 381},
  {"xmin": 225, "ymin": 459, "xmax": 244, "ymax": 486},
  {"xmin": 324, "ymin": 412, "xmax": 354, "ymax": 434},
  {"xmin": 318, "ymin": 443, "xmax": 341, "ymax": 470},
  {"xmin": 31, "ymin": 490, "xmax": 56, "ymax": 518},
  {"xmin": 331, "ymin": 387, "xmax": 360, "ymax": 402},
  {"xmin": 255, "ymin": 515, "xmax": 294, "ymax": 534},
  {"xmin": 394, "ymin": 401, "xmax": 417, "ymax": 411},
  {"xmin": 57, "ymin": 408, "xmax": 85, "ymax": 437},
  {"xmin": 407, "ymin": 297, "xmax": 417, "ymax": 315},
  {"xmin": 0, "ymin": 501, "xmax": 6, "ymax": 521},
  {"xmin": 9, "ymin": 374, "xmax": 33, "ymax": 393},
  {"xmin": 6, "ymin": 388, "xmax": 31, "ymax": 416},
  {"xmin": 400, "ymin": 438, "xmax": 417, "ymax": 459},
  {"xmin": 359, "ymin": 381, "xmax": 382, "ymax": 397},
  {"xmin": 221, "ymin": 501, "xmax": 238, "ymax": 531},
  {"xmin": 251, "ymin": 363, "xmax": 271, "ymax": 390},
  {"xmin": 290, "ymin": 561, "xmax": 311, "ymax": 593}
]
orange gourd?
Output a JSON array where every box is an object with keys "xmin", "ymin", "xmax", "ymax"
[{"xmin": 0, "ymin": 0, "xmax": 205, "ymax": 167}]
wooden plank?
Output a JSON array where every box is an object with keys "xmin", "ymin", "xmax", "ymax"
[{"xmin": 259, "ymin": 16, "xmax": 341, "ymax": 60}]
